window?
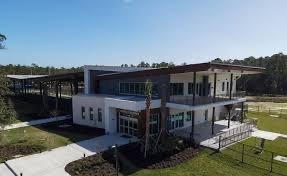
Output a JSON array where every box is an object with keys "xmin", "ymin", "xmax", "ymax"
[
  {"xmin": 168, "ymin": 112, "xmax": 184, "ymax": 129},
  {"xmin": 81, "ymin": 107, "xmax": 85, "ymax": 119},
  {"xmin": 186, "ymin": 111, "xmax": 192, "ymax": 121},
  {"xmin": 196, "ymin": 83, "xmax": 199, "ymax": 95},
  {"xmin": 119, "ymin": 82, "xmax": 157, "ymax": 96},
  {"xmin": 170, "ymin": 83, "xmax": 184, "ymax": 95},
  {"xmin": 89, "ymin": 107, "xmax": 94, "ymax": 120},
  {"xmin": 222, "ymin": 82, "xmax": 225, "ymax": 91},
  {"xmin": 188, "ymin": 83, "xmax": 194, "ymax": 94},
  {"xmin": 226, "ymin": 82, "xmax": 229, "ymax": 92},
  {"xmin": 149, "ymin": 114, "xmax": 160, "ymax": 134},
  {"xmin": 98, "ymin": 108, "xmax": 102, "ymax": 122}
]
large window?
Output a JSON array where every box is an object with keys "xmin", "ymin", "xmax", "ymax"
[
  {"xmin": 150, "ymin": 113, "xmax": 160, "ymax": 135},
  {"xmin": 188, "ymin": 83, "xmax": 194, "ymax": 94},
  {"xmin": 168, "ymin": 112, "xmax": 184, "ymax": 129},
  {"xmin": 119, "ymin": 82, "xmax": 158, "ymax": 96},
  {"xmin": 89, "ymin": 107, "xmax": 94, "ymax": 120},
  {"xmin": 98, "ymin": 108, "xmax": 102, "ymax": 122},
  {"xmin": 81, "ymin": 107, "xmax": 85, "ymax": 119},
  {"xmin": 170, "ymin": 83, "xmax": 184, "ymax": 95},
  {"xmin": 186, "ymin": 111, "xmax": 192, "ymax": 121}
]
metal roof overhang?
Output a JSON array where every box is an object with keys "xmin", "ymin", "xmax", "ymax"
[{"xmin": 95, "ymin": 62, "xmax": 265, "ymax": 80}]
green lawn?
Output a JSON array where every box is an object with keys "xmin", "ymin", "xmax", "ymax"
[
  {"xmin": 128, "ymin": 149, "xmax": 283, "ymax": 176},
  {"xmin": 126, "ymin": 110, "xmax": 287, "ymax": 176},
  {"xmin": 247, "ymin": 111, "xmax": 287, "ymax": 134},
  {"xmin": 0, "ymin": 121, "xmax": 104, "ymax": 163}
]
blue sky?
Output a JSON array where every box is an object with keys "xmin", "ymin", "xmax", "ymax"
[{"xmin": 1, "ymin": 0, "xmax": 287, "ymax": 67}]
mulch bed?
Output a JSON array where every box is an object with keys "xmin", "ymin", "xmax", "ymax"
[
  {"xmin": 0, "ymin": 144, "xmax": 46, "ymax": 162},
  {"xmin": 65, "ymin": 151, "xmax": 117, "ymax": 176},
  {"xmin": 119, "ymin": 142, "xmax": 199, "ymax": 169}
]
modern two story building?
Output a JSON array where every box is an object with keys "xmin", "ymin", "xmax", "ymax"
[{"xmin": 72, "ymin": 62, "xmax": 264, "ymax": 141}]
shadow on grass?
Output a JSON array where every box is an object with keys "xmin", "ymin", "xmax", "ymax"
[{"xmin": 8, "ymin": 94, "xmax": 72, "ymax": 122}]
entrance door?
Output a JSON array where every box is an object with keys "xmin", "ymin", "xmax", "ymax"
[{"xmin": 118, "ymin": 111, "xmax": 138, "ymax": 137}]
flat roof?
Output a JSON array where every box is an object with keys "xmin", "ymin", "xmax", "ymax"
[
  {"xmin": 96, "ymin": 62, "xmax": 265, "ymax": 80},
  {"xmin": 7, "ymin": 75, "xmax": 48, "ymax": 80}
]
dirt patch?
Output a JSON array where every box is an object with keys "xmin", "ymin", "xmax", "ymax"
[
  {"xmin": 0, "ymin": 144, "xmax": 46, "ymax": 162},
  {"xmin": 119, "ymin": 142, "xmax": 199, "ymax": 169},
  {"xmin": 65, "ymin": 151, "xmax": 117, "ymax": 176}
]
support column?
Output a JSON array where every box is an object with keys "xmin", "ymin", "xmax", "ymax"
[
  {"xmin": 55, "ymin": 81, "xmax": 59, "ymax": 113},
  {"xmin": 21, "ymin": 80, "xmax": 24, "ymax": 93},
  {"xmin": 212, "ymin": 73, "xmax": 217, "ymax": 135},
  {"xmin": 39, "ymin": 82, "xmax": 43, "ymax": 103},
  {"xmin": 241, "ymin": 102, "xmax": 244, "ymax": 123},
  {"xmin": 229, "ymin": 73, "xmax": 233, "ymax": 100},
  {"xmin": 13, "ymin": 80, "xmax": 16, "ymax": 93},
  {"xmin": 24, "ymin": 79, "xmax": 27, "ymax": 95},
  {"xmin": 70, "ymin": 82, "xmax": 73, "ymax": 95},
  {"xmin": 73, "ymin": 80, "xmax": 79, "ymax": 95},
  {"xmin": 228, "ymin": 107, "xmax": 231, "ymax": 128},
  {"xmin": 228, "ymin": 73, "xmax": 233, "ymax": 128},
  {"xmin": 191, "ymin": 72, "xmax": 196, "ymax": 142},
  {"xmin": 59, "ymin": 82, "xmax": 62, "ymax": 99},
  {"xmin": 160, "ymin": 84, "xmax": 167, "ymax": 131}
]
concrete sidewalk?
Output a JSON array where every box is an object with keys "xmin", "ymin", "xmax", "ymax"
[
  {"xmin": 1, "ymin": 134, "xmax": 135, "ymax": 176},
  {"xmin": 2, "ymin": 115, "xmax": 72, "ymax": 131}
]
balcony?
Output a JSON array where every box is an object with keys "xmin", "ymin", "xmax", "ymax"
[{"xmin": 169, "ymin": 91, "xmax": 246, "ymax": 106}]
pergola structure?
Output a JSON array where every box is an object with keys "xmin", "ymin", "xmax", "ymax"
[{"xmin": 7, "ymin": 72, "xmax": 84, "ymax": 112}]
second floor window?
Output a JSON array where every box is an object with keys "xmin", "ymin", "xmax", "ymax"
[
  {"xmin": 222, "ymin": 82, "xmax": 225, "ymax": 92},
  {"xmin": 119, "ymin": 82, "xmax": 158, "ymax": 96},
  {"xmin": 227, "ymin": 82, "xmax": 229, "ymax": 92},
  {"xmin": 170, "ymin": 83, "xmax": 184, "ymax": 95}
]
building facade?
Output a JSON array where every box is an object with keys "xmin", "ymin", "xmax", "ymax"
[{"xmin": 72, "ymin": 63, "xmax": 264, "ymax": 140}]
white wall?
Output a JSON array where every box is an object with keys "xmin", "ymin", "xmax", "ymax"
[
  {"xmin": 169, "ymin": 105, "xmax": 227, "ymax": 127},
  {"xmin": 72, "ymin": 95, "xmax": 105, "ymax": 129}
]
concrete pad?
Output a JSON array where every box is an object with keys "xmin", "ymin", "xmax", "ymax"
[
  {"xmin": 4, "ymin": 134, "xmax": 135, "ymax": 176},
  {"xmin": 274, "ymin": 156, "xmax": 287, "ymax": 163},
  {"xmin": 252, "ymin": 130, "xmax": 280, "ymax": 141},
  {"xmin": 0, "ymin": 164, "xmax": 14, "ymax": 176}
]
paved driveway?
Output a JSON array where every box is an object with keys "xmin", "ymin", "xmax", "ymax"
[{"xmin": 1, "ymin": 134, "xmax": 134, "ymax": 176}]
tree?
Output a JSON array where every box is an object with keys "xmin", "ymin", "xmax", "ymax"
[
  {"xmin": 0, "ymin": 75, "xmax": 15, "ymax": 125},
  {"xmin": 144, "ymin": 80, "xmax": 152, "ymax": 158},
  {"xmin": 0, "ymin": 34, "xmax": 7, "ymax": 49}
]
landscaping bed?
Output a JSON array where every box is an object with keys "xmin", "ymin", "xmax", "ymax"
[
  {"xmin": 0, "ymin": 144, "xmax": 45, "ymax": 163},
  {"xmin": 119, "ymin": 142, "xmax": 199, "ymax": 169},
  {"xmin": 65, "ymin": 150, "xmax": 117, "ymax": 176}
]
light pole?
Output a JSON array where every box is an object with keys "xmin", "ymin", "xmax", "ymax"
[{"xmin": 111, "ymin": 145, "xmax": 119, "ymax": 176}]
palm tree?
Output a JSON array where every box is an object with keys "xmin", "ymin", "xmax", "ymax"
[
  {"xmin": 0, "ymin": 34, "xmax": 7, "ymax": 49},
  {"xmin": 144, "ymin": 80, "xmax": 152, "ymax": 158}
]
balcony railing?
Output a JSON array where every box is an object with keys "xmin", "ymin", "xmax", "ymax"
[{"xmin": 169, "ymin": 91, "xmax": 245, "ymax": 106}]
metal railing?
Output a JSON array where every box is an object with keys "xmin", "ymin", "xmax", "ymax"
[{"xmin": 170, "ymin": 92, "xmax": 246, "ymax": 106}]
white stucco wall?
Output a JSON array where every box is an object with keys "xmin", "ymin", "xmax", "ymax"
[
  {"xmin": 169, "ymin": 105, "xmax": 226, "ymax": 128},
  {"xmin": 72, "ymin": 95, "xmax": 105, "ymax": 129}
]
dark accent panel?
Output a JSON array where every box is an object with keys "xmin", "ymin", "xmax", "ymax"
[{"xmin": 89, "ymin": 70, "xmax": 116, "ymax": 94}]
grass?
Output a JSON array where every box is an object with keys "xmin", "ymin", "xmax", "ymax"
[
  {"xmin": 0, "ymin": 120, "xmax": 104, "ymax": 163},
  {"xmin": 126, "ymin": 110, "xmax": 287, "ymax": 176},
  {"xmin": 247, "ymin": 111, "xmax": 287, "ymax": 134},
  {"xmin": 128, "ymin": 149, "xmax": 283, "ymax": 176}
]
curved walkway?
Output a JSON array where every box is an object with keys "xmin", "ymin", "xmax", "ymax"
[{"xmin": 0, "ymin": 134, "xmax": 135, "ymax": 176}]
